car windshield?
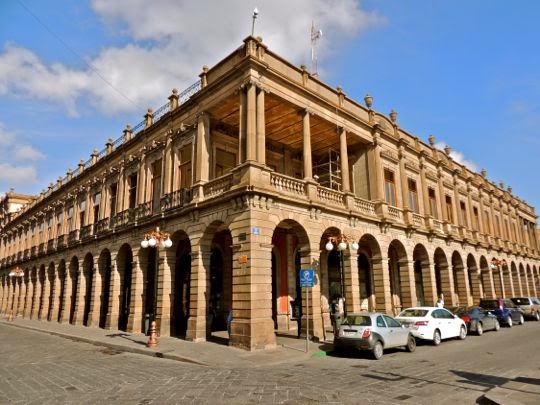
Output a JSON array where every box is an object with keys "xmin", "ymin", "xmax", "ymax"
[
  {"xmin": 343, "ymin": 315, "xmax": 372, "ymax": 326},
  {"xmin": 398, "ymin": 309, "xmax": 428, "ymax": 317},
  {"xmin": 480, "ymin": 300, "xmax": 499, "ymax": 309},
  {"xmin": 511, "ymin": 298, "xmax": 529, "ymax": 305}
]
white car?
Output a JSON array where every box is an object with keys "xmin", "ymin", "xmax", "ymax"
[{"xmin": 396, "ymin": 307, "xmax": 467, "ymax": 345}]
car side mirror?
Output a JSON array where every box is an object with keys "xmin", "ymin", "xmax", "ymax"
[{"xmin": 454, "ymin": 315, "xmax": 458, "ymax": 319}]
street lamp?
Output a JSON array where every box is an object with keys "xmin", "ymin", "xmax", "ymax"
[
  {"xmin": 7, "ymin": 267, "xmax": 24, "ymax": 321},
  {"xmin": 325, "ymin": 234, "xmax": 358, "ymax": 317},
  {"xmin": 140, "ymin": 227, "xmax": 172, "ymax": 347},
  {"xmin": 490, "ymin": 257, "xmax": 506, "ymax": 270},
  {"xmin": 251, "ymin": 7, "xmax": 259, "ymax": 37}
]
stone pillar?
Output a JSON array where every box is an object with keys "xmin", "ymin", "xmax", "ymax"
[
  {"xmin": 481, "ymin": 270, "xmax": 495, "ymax": 298},
  {"xmin": 127, "ymin": 253, "xmax": 145, "ymax": 333},
  {"xmin": 0, "ymin": 276, "xmax": 6, "ymax": 314},
  {"xmin": 319, "ymin": 249, "xmax": 332, "ymax": 332},
  {"xmin": 49, "ymin": 268, "xmax": 61, "ymax": 322},
  {"xmin": 59, "ymin": 269, "xmax": 72, "ymax": 323},
  {"xmin": 156, "ymin": 248, "xmax": 174, "ymax": 337},
  {"xmin": 72, "ymin": 265, "xmax": 86, "ymax": 325},
  {"xmin": 193, "ymin": 112, "xmax": 210, "ymax": 201},
  {"xmin": 454, "ymin": 264, "xmax": 471, "ymax": 306},
  {"xmin": 31, "ymin": 273, "xmax": 42, "ymax": 319},
  {"xmin": 23, "ymin": 276, "xmax": 33, "ymax": 318},
  {"xmin": 369, "ymin": 131, "xmax": 384, "ymax": 201},
  {"xmin": 299, "ymin": 246, "xmax": 324, "ymax": 342},
  {"xmin": 106, "ymin": 253, "xmax": 121, "ymax": 329},
  {"xmin": 502, "ymin": 266, "xmax": 514, "ymax": 299},
  {"xmin": 423, "ymin": 262, "xmax": 438, "ymax": 307},
  {"xmin": 137, "ymin": 153, "xmax": 147, "ymax": 205},
  {"xmin": 162, "ymin": 134, "xmax": 174, "ymax": 195},
  {"xmin": 343, "ymin": 250, "xmax": 360, "ymax": 313},
  {"xmin": 39, "ymin": 270, "xmax": 50, "ymax": 320},
  {"xmin": 339, "ymin": 127, "xmax": 350, "ymax": 192},
  {"xmin": 238, "ymin": 88, "xmax": 247, "ymax": 163},
  {"xmin": 186, "ymin": 239, "xmax": 209, "ymax": 342},
  {"xmin": 13, "ymin": 279, "xmax": 20, "ymax": 316},
  {"xmin": 86, "ymin": 258, "xmax": 102, "ymax": 327},
  {"xmin": 229, "ymin": 227, "xmax": 276, "ymax": 350},
  {"xmin": 398, "ymin": 143, "xmax": 409, "ymax": 211},
  {"xmin": 512, "ymin": 269, "xmax": 523, "ymax": 296},
  {"xmin": 399, "ymin": 260, "xmax": 417, "ymax": 310},
  {"xmin": 302, "ymin": 109, "xmax": 312, "ymax": 180},
  {"xmin": 419, "ymin": 155, "xmax": 430, "ymax": 216},
  {"xmin": 493, "ymin": 269, "xmax": 504, "ymax": 298},
  {"xmin": 256, "ymin": 86, "xmax": 266, "ymax": 164},
  {"xmin": 372, "ymin": 257, "xmax": 392, "ymax": 314}
]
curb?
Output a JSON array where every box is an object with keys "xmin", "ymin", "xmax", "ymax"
[{"xmin": 0, "ymin": 320, "xmax": 209, "ymax": 367}]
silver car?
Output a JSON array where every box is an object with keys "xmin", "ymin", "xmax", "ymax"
[
  {"xmin": 333, "ymin": 312, "xmax": 416, "ymax": 360},
  {"xmin": 510, "ymin": 297, "xmax": 540, "ymax": 321}
]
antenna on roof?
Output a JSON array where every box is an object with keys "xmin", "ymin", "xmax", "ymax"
[
  {"xmin": 311, "ymin": 21, "xmax": 323, "ymax": 78},
  {"xmin": 251, "ymin": 7, "xmax": 259, "ymax": 36}
]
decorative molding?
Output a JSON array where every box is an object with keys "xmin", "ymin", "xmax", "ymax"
[
  {"xmin": 381, "ymin": 149, "xmax": 399, "ymax": 164},
  {"xmin": 404, "ymin": 160, "xmax": 420, "ymax": 173}
]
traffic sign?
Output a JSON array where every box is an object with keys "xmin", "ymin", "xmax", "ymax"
[{"xmin": 299, "ymin": 269, "xmax": 315, "ymax": 288}]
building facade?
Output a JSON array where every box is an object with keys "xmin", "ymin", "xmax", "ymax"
[{"xmin": 1, "ymin": 37, "xmax": 539, "ymax": 350}]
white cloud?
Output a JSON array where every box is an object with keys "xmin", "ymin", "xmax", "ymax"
[
  {"xmin": 435, "ymin": 141, "xmax": 479, "ymax": 172},
  {"xmin": 14, "ymin": 145, "xmax": 45, "ymax": 160},
  {"xmin": 0, "ymin": 0, "xmax": 385, "ymax": 115},
  {"xmin": 0, "ymin": 163, "xmax": 38, "ymax": 184}
]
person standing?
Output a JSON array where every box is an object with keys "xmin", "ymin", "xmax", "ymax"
[{"xmin": 436, "ymin": 293, "xmax": 445, "ymax": 308}]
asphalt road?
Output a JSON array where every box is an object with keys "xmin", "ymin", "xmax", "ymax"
[{"xmin": 1, "ymin": 320, "xmax": 539, "ymax": 404}]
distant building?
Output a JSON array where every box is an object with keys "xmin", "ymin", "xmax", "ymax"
[
  {"xmin": 0, "ymin": 190, "xmax": 35, "ymax": 229},
  {"xmin": 1, "ymin": 37, "xmax": 539, "ymax": 350}
]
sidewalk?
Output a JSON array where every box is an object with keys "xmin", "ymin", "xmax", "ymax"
[{"xmin": 0, "ymin": 316, "xmax": 332, "ymax": 369}]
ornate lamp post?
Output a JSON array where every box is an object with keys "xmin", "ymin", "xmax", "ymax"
[
  {"xmin": 140, "ymin": 227, "xmax": 172, "ymax": 347},
  {"xmin": 490, "ymin": 258, "xmax": 507, "ymax": 297},
  {"xmin": 7, "ymin": 267, "xmax": 24, "ymax": 321},
  {"xmin": 325, "ymin": 234, "xmax": 359, "ymax": 318}
]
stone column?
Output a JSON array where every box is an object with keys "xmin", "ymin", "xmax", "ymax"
[
  {"xmin": 399, "ymin": 260, "xmax": 417, "ymax": 310},
  {"xmin": 238, "ymin": 88, "xmax": 246, "ymax": 163},
  {"xmin": 245, "ymin": 81, "xmax": 256, "ymax": 161},
  {"xmin": 339, "ymin": 127, "xmax": 350, "ymax": 192},
  {"xmin": 299, "ymin": 246, "xmax": 324, "ymax": 342},
  {"xmin": 127, "ymin": 253, "xmax": 145, "ymax": 333},
  {"xmin": 13, "ymin": 279, "xmax": 20, "ymax": 317},
  {"xmin": 192, "ymin": 112, "xmax": 210, "ymax": 201},
  {"xmin": 369, "ymin": 131, "xmax": 384, "ymax": 201},
  {"xmin": 137, "ymin": 153, "xmax": 147, "ymax": 205},
  {"xmin": 419, "ymin": 155, "xmax": 430, "ymax": 216},
  {"xmin": 106, "ymin": 253, "xmax": 121, "ymax": 329},
  {"xmin": 31, "ymin": 273, "xmax": 42, "ymax": 319},
  {"xmin": 423, "ymin": 262, "xmax": 438, "ymax": 307},
  {"xmin": 513, "ymin": 269, "xmax": 523, "ymax": 296},
  {"xmin": 319, "ymin": 249, "xmax": 332, "ymax": 332},
  {"xmin": 481, "ymin": 270, "xmax": 495, "ymax": 298},
  {"xmin": 256, "ymin": 86, "xmax": 266, "ymax": 164},
  {"xmin": 0, "ymin": 276, "xmax": 6, "ymax": 314},
  {"xmin": 49, "ymin": 268, "xmax": 61, "ymax": 322},
  {"xmin": 23, "ymin": 275, "xmax": 33, "ymax": 318},
  {"xmin": 59, "ymin": 269, "xmax": 72, "ymax": 323},
  {"xmin": 343, "ymin": 250, "xmax": 360, "ymax": 313},
  {"xmin": 186, "ymin": 239, "xmax": 209, "ymax": 342},
  {"xmin": 72, "ymin": 265, "xmax": 86, "ymax": 325},
  {"xmin": 302, "ymin": 109, "xmax": 312, "ymax": 180},
  {"xmin": 502, "ymin": 266, "xmax": 515, "ymax": 299},
  {"xmin": 156, "ymin": 247, "xmax": 174, "ymax": 337},
  {"xmin": 439, "ymin": 260, "xmax": 457, "ymax": 307},
  {"xmin": 454, "ymin": 263, "xmax": 470, "ymax": 306},
  {"xmin": 398, "ymin": 143, "xmax": 409, "ymax": 211},
  {"xmin": 39, "ymin": 270, "xmax": 50, "ymax": 320},
  {"xmin": 372, "ymin": 257, "xmax": 392, "ymax": 314}
]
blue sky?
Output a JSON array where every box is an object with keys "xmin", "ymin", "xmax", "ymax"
[{"xmin": 0, "ymin": 0, "xmax": 539, "ymax": 216}]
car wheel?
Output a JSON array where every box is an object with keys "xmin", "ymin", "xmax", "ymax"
[
  {"xmin": 459, "ymin": 325, "xmax": 467, "ymax": 340},
  {"xmin": 372, "ymin": 341, "xmax": 384, "ymax": 360},
  {"xmin": 432, "ymin": 329, "xmax": 441, "ymax": 346},
  {"xmin": 494, "ymin": 320, "xmax": 500, "ymax": 331},
  {"xmin": 518, "ymin": 314, "xmax": 525, "ymax": 325},
  {"xmin": 535, "ymin": 312, "xmax": 540, "ymax": 322},
  {"xmin": 476, "ymin": 322, "xmax": 483, "ymax": 336},
  {"xmin": 405, "ymin": 335, "xmax": 416, "ymax": 353},
  {"xmin": 506, "ymin": 316, "xmax": 513, "ymax": 328}
]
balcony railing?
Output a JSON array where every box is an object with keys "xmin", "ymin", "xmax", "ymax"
[
  {"xmin": 270, "ymin": 173, "xmax": 305, "ymax": 196},
  {"xmin": 388, "ymin": 206, "xmax": 402, "ymax": 222},
  {"xmin": 80, "ymin": 224, "xmax": 94, "ymax": 240},
  {"xmin": 47, "ymin": 239, "xmax": 56, "ymax": 252},
  {"xmin": 161, "ymin": 188, "xmax": 192, "ymax": 211},
  {"xmin": 317, "ymin": 186, "xmax": 345, "ymax": 207},
  {"xmin": 57, "ymin": 234, "xmax": 66, "ymax": 249},
  {"xmin": 114, "ymin": 209, "xmax": 136, "ymax": 228},
  {"xmin": 68, "ymin": 230, "xmax": 79, "ymax": 245},
  {"xmin": 412, "ymin": 213, "xmax": 424, "ymax": 228},
  {"xmin": 135, "ymin": 202, "xmax": 152, "ymax": 221},
  {"xmin": 203, "ymin": 173, "xmax": 234, "ymax": 199},
  {"xmin": 94, "ymin": 218, "xmax": 111, "ymax": 235},
  {"xmin": 354, "ymin": 197, "xmax": 376, "ymax": 217},
  {"xmin": 38, "ymin": 243, "xmax": 45, "ymax": 256}
]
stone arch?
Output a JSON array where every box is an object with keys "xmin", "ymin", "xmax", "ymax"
[
  {"xmin": 357, "ymin": 234, "xmax": 382, "ymax": 312},
  {"xmin": 82, "ymin": 252, "xmax": 94, "ymax": 327},
  {"xmin": 97, "ymin": 249, "xmax": 112, "ymax": 329},
  {"xmin": 388, "ymin": 239, "xmax": 410, "ymax": 314},
  {"xmin": 479, "ymin": 256, "xmax": 494, "ymax": 298},
  {"xmin": 170, "ymin": 231, "xmax": 191, "ymax": 338},
  {"xmin": 413, "ymin": 243, "xmax": 433, "ymax": 306},
  {"xmin": 271, "ymin": 220, "xmax": 309, "ymax": 335},
  {"xmin": 116, "ymin": 244, "xmax": 133, "ymax": 331},
  {"xmin": 433, "ymin": 247, "xmax": 451, "ymax": 305},
  {"xmin": 451, "ymin": 251, "xmax": 468, "ymax": 306},
  {"xmin": 68, "ymin": 256, "xmax": 79, "ymax": 324}
]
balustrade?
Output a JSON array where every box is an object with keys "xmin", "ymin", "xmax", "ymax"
[
  {"xmin": 269, "ymin": 173, "xmax": 305, "ymax": 196},
  {"xmin": 317, "ymin": 186, "xmax": 345, "ymax": 206},
  {"xmin": 203, "ymin": 174, "xmax": 234, "ymax": 199}
]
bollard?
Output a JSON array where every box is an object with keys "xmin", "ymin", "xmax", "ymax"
[
  {"xmin": 147, "ymin": 321, "xmax": 158, "ymax": 348},
  {"xmin": 7, "ymin": 309, "xmax": 13, "ymax": 322}
]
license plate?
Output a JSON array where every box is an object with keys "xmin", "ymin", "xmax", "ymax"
[{"xmin": 344, "ymin": 331, "xmax": 356, "ymax": 336}]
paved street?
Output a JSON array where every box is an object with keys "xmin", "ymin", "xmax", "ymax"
[{"xmin": 1, "ymin": 321, "xmax": 539, "ymax": 404}]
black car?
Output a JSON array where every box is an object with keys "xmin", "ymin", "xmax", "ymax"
[
  {"xmin": 479, "ymin": 298, "xmax": 524, "ymax": 327},
  {"xmin": 450, "ymin": 306, "xmax": 500, "ymax": 335}
]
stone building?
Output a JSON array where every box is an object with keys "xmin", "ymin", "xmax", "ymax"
[{"xmin": 1, "ymin": 37, "xmax": 539, "ymax": 350}]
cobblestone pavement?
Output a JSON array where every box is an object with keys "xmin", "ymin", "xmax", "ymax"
[{"xmin": 1, "ymin": 321, "xmax": 539, "ymax": 404}]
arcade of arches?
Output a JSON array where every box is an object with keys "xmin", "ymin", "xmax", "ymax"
[{"xmin": 2, "ymin": 219, "xmax": 539, "ymax": 351}]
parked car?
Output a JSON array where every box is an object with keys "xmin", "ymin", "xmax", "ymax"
[
  {"xmin": 478, "ymin": 298, "xmax": 524, "ymax": 327},
  {"xmin": 510, "ymin": 297, "xmax": 540, "ymax": 321},
  {"xmin": 449, "ymin": 306, "xmax": 500, "ymax": 335},
  {"xmin": 395, "ymin": 307, "xmax": 467, "ymax": 346},
  {"xmin": 333, "ymin": 312, "xmax": 416, "ymax": 360}
]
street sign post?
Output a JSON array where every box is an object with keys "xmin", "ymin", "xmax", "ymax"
[{"xmin": 299, "ymin": 269, "xmax": 315, "ymax": 352}]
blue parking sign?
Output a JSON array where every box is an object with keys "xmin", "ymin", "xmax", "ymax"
[{"xmin": 299, "ymin": 269, "xmax": 315, "ymax": 288}]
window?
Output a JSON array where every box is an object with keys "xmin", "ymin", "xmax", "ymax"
[
  {"xmin": 460, "ymin": 201, "xmax": 468, "ymax": 227},
  {"xmin": 215, "ymin": 149, "xmax": 236, "ymax": 177},
  {"xmin": 407, "ymin": 178, "xmax": 419, "ymax": 213},
  {"xmin": 47, "ymin": 215, "xmax": 53, "ymax": 240},
  {"xmin": 473, "ymin": 207, "xmax": 480, "ymax": 231},
  {"xmin": 383, "ymin": 315, "xmax": 401, "ymax": 328},
  {"xmin": 128, "ymin": 173, "xmax": 138, "ymax": 209},
  {"xmin": 55, "ymin": 211, "xmax": 63, "ymax": 237},
  {"xmin": 67, "ymin": 206, "xmax": 73, "ymax": 233},
  {"xmin": 109, "ymin": 183, "xmax": 118, "ymax": 217},
  {"xmin": 384, "ymin": 169, "xmax": 397, "ymax": 207},
  {"xmin": 93, "ymin": 192, "xmax": 101, "ymax": 224},
  {"xmin": 428, "ymin": 188, "xmax": 438, "ymax": 219},
  {"xmin": 484, "ymin": 210, "xmax": 491, "ymax": 234},
  {"xmin": 151, "ymin": 159, "xmax": 162, "ymax": 213},
  {"xmin": 445, "ymin": 195, "xmax": 453, "ymax": 223},
  {"xmin": 178, "ymin": 145, "xmax": 192, "ymax": 189},
  {"xmin": 79, "ymin": 200, "xmax": 86, "ymax": 228},
  {"xmin": 376, "ymin": 316, "xmax": 386, "ymax": 328}
]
